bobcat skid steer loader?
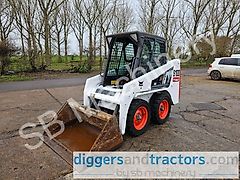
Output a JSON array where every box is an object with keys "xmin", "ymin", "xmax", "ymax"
[{"xmin": 44, "ymin": 32, "xmax": 180, "ymax": 162}]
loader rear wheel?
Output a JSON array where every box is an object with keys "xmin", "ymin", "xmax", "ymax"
[
  {"xmin": 152, "ymin": 93, "xmax": 171, "ymax": 124},
  {"xmin": 127, "ymin": 100, "xmax": 150, "ymax": 136}
]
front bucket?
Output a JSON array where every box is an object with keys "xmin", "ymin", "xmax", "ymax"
[{"xmin": 44, "ymin": 98, "xmax": 123, "ymax": 164}]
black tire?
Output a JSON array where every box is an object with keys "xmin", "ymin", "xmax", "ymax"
[
  {"xmin": 210, "ymin": 70, "xmax": 221, "ymax": 80},
  {"xmin": 126, "ymin": 99, "xmax": 151, "ymax": 137},
  {"xmin": 152, "ymin": 92, "xmax": 172, "ymax": 125}
]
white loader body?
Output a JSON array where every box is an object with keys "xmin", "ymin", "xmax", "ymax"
[{"xmin": 84, "ymin": 59, "xmax": 181, "ymax": 135}]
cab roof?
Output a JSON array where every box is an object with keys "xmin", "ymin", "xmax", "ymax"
[{"xmin": 106, "ymin": 31, "xmax": 166, "ymax": 42}]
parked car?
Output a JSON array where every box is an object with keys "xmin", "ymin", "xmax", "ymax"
[
  {"xmin": 231, "ymin": 54, "xmax": 240, "ymax": 58},
  {"xmin": 208, "ymin": 57, "xmax": 240, "ymax": 80}
]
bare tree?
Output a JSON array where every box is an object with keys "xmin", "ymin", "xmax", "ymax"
[
  {"xmin": 51, "ymin": 4, "xmax": 64, "ymax": 62},
  {"xmin": 61, "ymin": 1, "xmax": 71, "ymax": 61},
  {"xmin": 75, "ymin": 0, "xmax": 100, "ymax": 70},
  {"xmin": 0, "ymin": 0, "xmax": 14, "ymax": 41},
  {"xmin": 96, "ymin": 0, "xmax": 117, "ymax": 67},
  {"xmin": 181, "ymin": 0, "xmax": 211, "ymax": 39},
  {"xmin": 180, "ymin": 0, "xmax": 211, "ymax": 59},
  {"xmin": 35, "ymin": 10, "xmax": 45, "ymax": 67},
  {"xmin": 225, "ymin": 1, "xmax": 240, "ymax": 54},
  {"xmin": 205, "ymin": 0, "xmax": 230, "ymax": 38},
  {"xmin": 138, "ymin": 0, "xmax": 161, "ymax": 34},
  {"xmin": 8, "ymin": 0, "xmax": 26, "ymax": 56},
  {"xmin": 111, "ymin": 0, "xmax": 134, "ymax": 33},
  {"xmin": 9, "ymin": 0, "xmax": 39, "ymax": 71},
  {"xmin": 37, "ymin": 0, "xmax": 65, "ymax": 68},
  {"xmin": 4, "ymin": 0, "xmax": 240, "ymax": 71},
  {"xmin": 225, "ymin": 0, "xmax": 240, "ymax": 37},
  {"xmin": 204, "ymin": 0, "xmax": 240, "ymax": 54},
  {"xmin": 89, "ymin": 19, "xmax": 99, "ymax": 64},
  {"xmin": 158, "ymin": 0, "xmax": 180, "ymax": 57},
  {"xmin": 71, "ymin": 1, "xmax": 85, "ymax": 62}
]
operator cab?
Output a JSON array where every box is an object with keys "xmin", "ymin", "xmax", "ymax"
[{"xmin": 103, "ymin": 31, "xmax": 167, "ymax": 87}]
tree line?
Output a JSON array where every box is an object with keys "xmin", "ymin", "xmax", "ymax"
[{"xmin": 0, "ymin": 0, "xmax": 240, "ymax": 74}]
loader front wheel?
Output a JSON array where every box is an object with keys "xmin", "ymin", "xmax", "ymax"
[
  {"xmin": 152, "ymin": 93, "xmax": 171, "ymax": 124},
  {"xmin": 127, "ymin": 100, "xmax": 150, "ymax": 136}
]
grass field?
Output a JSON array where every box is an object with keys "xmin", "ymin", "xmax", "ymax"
[
  {"xmin": 0, "ymin": 75, "xmax": 34, "ymax": 82},
  {"xmin": 0, "ymin": 55, "xmax": 102, "ymax": 82},
  {"xmin": 8, "ymin": 55, "xmax": 101, "ymax": 72},
  {"xmin": 181, "ymin": 59, "xmax": 212, "ymax": 68},
  {"xmin": 1, "ymin": 55, "xmax": 211, "ymax": 82}
]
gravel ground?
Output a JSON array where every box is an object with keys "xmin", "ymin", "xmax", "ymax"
[{"xmin": 0, "ymin": 70, "xmax": 239, "ymax": 179}]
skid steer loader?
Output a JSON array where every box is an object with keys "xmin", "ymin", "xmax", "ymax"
[{"xmin": 44, "ymin": 31, "xmax": 180, "ymax": 162}]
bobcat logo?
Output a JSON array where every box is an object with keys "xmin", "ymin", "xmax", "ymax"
[{"xmin": 139, "ymin": 81, "xmax": 144, "ymax": 87}]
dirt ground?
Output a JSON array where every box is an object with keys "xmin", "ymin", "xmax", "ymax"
[{"xmin": 0, "ymin": 72, "xmax": 239, "ymax": 179}]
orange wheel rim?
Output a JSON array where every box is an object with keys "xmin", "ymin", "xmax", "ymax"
[
  {"xmin": 133, "ymin": 106, "xmax": 148, "ymax": 130},
  {"xmin": 159, "ymin": 100, "xmax": 169, "ymax": 119}
]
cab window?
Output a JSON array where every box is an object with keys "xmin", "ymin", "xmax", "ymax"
[
  {"xmin": 140, "ymin": 39, "xmax": 167, "ymax": 73},
  {"xmin": 140, "ymin": 39, "xmax": 154, "ymax": 72}
]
